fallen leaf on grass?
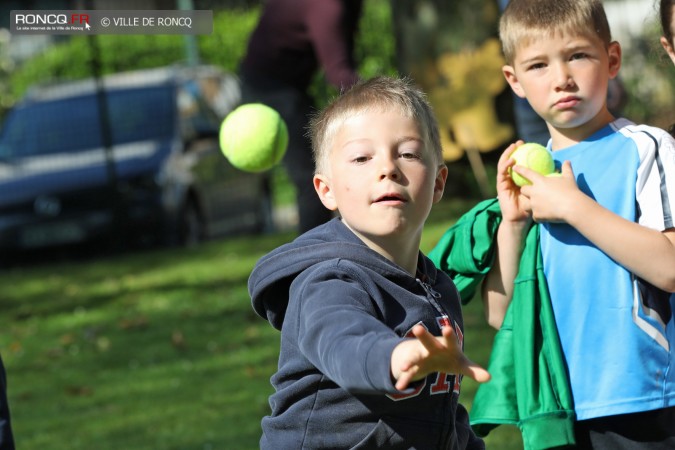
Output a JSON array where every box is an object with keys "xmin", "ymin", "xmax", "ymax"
[
  {"xmin": 118, "ymin": 316, "xmax": 149, "ymax": 330},
  {"xmin": 65, "ymin": 385, "xmax": 93, "ymax": 396},
  {"xmin": 172, "ymin": 330, "xmax": 186, "ymax": 349}
]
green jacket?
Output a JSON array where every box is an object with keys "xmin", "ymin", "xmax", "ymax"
[{"xmin": 428, "ymin": 199, "xmax": 576, "ymax": 450}]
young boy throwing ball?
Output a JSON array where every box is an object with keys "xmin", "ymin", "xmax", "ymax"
[
  {"xmin": 484, "ymin": 0, "xmax": 675, "ymax": 447},
  {"xmin": 248, "ymin": 76, "xmax": 490, "ymax": 449}
]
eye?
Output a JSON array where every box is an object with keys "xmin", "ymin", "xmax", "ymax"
[
  {"xmin": 400, "ymin": 150, "xmax": 421, "ymax": 160},
  {"xmin": 397, "ymin": 139, "xmax": 424, "ymax": 160},
  {"xmin": 570, "ymin": 52, "xmax": 588, "ymax": 61},
  {"xmin": 351, "ymin": 155, "xmax": 369, "ymax": 164},
  {"xmin": 527, "ymin": 62, "xmax": 546, "ymax": 71}
]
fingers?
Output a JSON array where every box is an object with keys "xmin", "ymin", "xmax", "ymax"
[
  {"xmin": 420, "ymin": 324, "xmax": 460, "ymax": 353},
  {"xmin": 497, "ymin": 141, "xmax": 523, "ymax": 182},
  {"xmin": 511, "ymin": 165, "xmax": 544, "ymax": 185},
  {"xmin": 464, "ymin": 361, "xmax": 492, "ymax": 383},
  {"xmin": 395, "ymin": 366, "xmax": 418, "ymax": 391},
  {"xmin": 396, "ymin": 324, "xmax": 492, "ymax": 389},
  {"xmin": 412, "ymin": 324, "xmax": 441, "ymax": 349},
  {"xmin": 438, "ymin": 326, "xmax": 491, "ymax": 383},
  {"xmin": 514, "ymin": 159, "xmax": 574, "ymax": 184},
  {"xmin": 500, "ymin": 140, "xmax": 524, "ymax": 160}
]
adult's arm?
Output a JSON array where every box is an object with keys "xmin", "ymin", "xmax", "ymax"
[{"xmin": 306, "ymin": 0, "xmax": 361, "ymax": 90}]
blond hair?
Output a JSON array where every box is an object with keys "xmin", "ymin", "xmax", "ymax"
[
  {"xmin": 499, "ymin": 0, "xmax": 612, "ymax": 64},
  {"xmin": 309, "ymin": 76, "xmax": 442, "ymax": 175}
]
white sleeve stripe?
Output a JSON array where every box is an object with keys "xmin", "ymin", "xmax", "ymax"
[
  {"xmin": 632, "ymin": 275, "xmax": 669, "ymax": 351},
  {"xmin": 618, "ymin": 123, "xmax": 674, "ymax": 230},
  {"xmin": 645, "ymin": 130, "xmax": 673, "ymax": 229}
]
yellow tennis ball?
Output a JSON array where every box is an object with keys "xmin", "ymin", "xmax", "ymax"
[
  {"xmin": 508, "ymin": 142, "xmax": 555, "ymax": 186},
  {"xmin": 219, "ymin": 103, "xmax": 288, "ymax": 173}
]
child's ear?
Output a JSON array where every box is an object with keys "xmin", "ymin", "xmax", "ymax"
[
  {"xmin": 607, "ymin": 41, "xmax": 622, "ymax": 79},
  {"xmin": 502, "ymin": 64, "xmax": 526, "ymax": 99},
  {"xmin": 661, "ymin": 36, "xmax": 675, "ymax": 65},
  {"xmin": 313, "ymin": 174, "xmax": 338, "ymax": 211},
  {"xmin": 433, "ymin": 164, "xmax": 449, "ymax": 204}
]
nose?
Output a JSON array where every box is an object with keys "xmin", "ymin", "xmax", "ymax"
[
  {"xmin": 553, "ymin": 63, "xmax": 574, "ymax": 90},
  {"xmin": 379, "ymin": 156, "xmax": 401, "ymax": 180}
]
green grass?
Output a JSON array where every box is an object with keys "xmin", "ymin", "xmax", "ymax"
[{"xmin": 0, "ymin": 196, "xmax": 523, "ymax": 449}]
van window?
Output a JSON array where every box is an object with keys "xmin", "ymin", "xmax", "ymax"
[{"xmin": 0, "ymin": 85, "xmax": 175, "ymax": 159}]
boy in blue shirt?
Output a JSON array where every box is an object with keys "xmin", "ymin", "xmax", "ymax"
[{"xmin": 484, "ymin": 0, "xmax": 675, "ymax": 447}]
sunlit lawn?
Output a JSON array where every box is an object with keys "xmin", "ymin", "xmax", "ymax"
[{"xmin": 0, "ymin": 194, "xmax": 523, "ymax": 449}]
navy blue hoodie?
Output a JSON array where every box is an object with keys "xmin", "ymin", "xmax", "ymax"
[{"xmin": 249, "ymin": 218, "xmax": 484, "ymax": 449}]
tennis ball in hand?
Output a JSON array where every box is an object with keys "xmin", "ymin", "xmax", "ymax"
[
  {"xmin": 219, "ymin": 103, "xmax": 288, "ymax": 173},
  {"xmin": 508, "ymin": 143, "xmax": 555, "ymax": 186}
]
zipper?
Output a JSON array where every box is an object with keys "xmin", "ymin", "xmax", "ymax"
[{"xmin": 416, "ymin": 278, "xmax": 449, "ymax": 319}]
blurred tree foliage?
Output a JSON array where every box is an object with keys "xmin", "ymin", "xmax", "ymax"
[
  {"xmin": 7, "ymin": 1, "xmax": 397, "ymax": 110},
  {"xmin": 620, "ymin": 20, "xmax": 675, "ymax": 131},
  {"xmin": 0, "ymin": 31, "xmax": 14, "ymax": 123},
  {"xmin": 7, "ymin": 8, "xmax": 259, "ymax": 99},
  {"xmin": 6, "ymin": 0, "xmax": 670, "ymax": 129}
]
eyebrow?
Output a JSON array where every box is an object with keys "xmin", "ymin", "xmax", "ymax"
[
  {"xmin": 396, "ymin": 136, "xmax": 424, "ymax": 145},
  {"xmin": 340, "ymin": 135, "xmax": 423, "ymax": 148},
  {"xmin": 338, "ymin": 138, "xmax": 370, "ymax": 150},
  {"xmin": 518, "ymin": 41, "xmax": 596, "ymax": 65},
  {"xmin": 518, "ymin": 55, "xmax": 543, "ymax": 66}
]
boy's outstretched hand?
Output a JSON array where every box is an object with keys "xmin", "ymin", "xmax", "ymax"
[{"xmin": 391, "ymin": 324, "xmax": 491, "ymax": 391}]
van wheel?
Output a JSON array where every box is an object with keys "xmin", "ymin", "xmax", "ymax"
[{"xmin": 178, "ymin": 199, "xmax": 204, "ymax": 247}]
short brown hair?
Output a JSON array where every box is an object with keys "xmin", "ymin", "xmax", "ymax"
[
  {"xmin": 661, "ymin": 0, "xmax": 675, "ymax": 44},
  {"xmin": 309, "ymin": 76, "xmax": 442, "ymax": 175},
  {"xmin": 499, "ymin": 0, "xmax": 612, "ymax": 64}
]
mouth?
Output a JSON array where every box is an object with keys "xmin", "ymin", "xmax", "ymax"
[
  {"xmin": 373, "ymin": 193, "xmax": 407, "ymax": 205},
  {"xmin": 554, "ymin": 96, "xmax": 581, "ymax": 109}
]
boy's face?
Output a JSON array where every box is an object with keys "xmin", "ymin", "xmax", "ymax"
[
  {"xmin": 313, "ymin": 108, "xmax": 447, "ymax": 249},
  {"xmin": 502, "ymin": 31, "xmax": 621, "ymax": 134}
]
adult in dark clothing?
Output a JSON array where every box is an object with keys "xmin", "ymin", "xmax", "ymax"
[
  {"xmin": 0, "ymin": 355, "xmax": 15, "ymax": 450},
  {"xmin": 239, "ymin": 0, "xmax": 362, "ymax": 233}
]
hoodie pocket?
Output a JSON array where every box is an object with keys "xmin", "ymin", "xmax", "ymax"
[{"xmin": 350, "ymin": 416, "xmax": 442, "ymax": 449}]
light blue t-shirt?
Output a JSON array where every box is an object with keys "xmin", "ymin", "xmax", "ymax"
[{"xmin": 540, "ymin": 118, "xmax": 675, "ymax": 420}]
